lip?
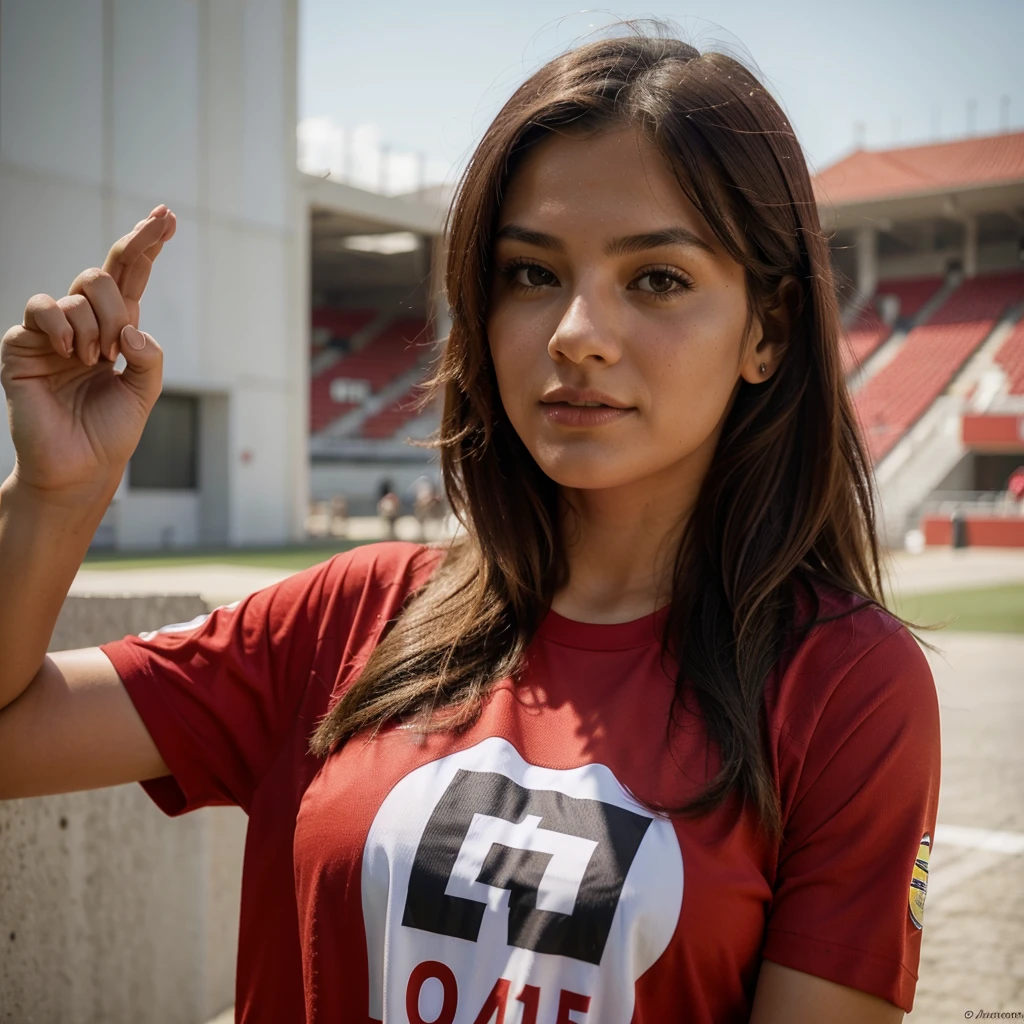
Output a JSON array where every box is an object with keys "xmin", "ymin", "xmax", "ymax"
[
  {"xmin": 541, "ymin": 404, "xmax": 634, "ymax": 427},
  {"xmin": 538, "ymin": 386, "xmax": 635, "ymax": 428},
  {"xmin": 539, "ymin": 386, "xmax": 632, "ymax": 409}
]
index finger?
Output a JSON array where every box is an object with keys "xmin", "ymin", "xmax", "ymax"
[
  {"xmin": 101, "ymin": 206, "xmax": 175, "ymax": 290},
  {"xmin": 119, "ymin": 211, "xmax": 177, "ymax": 307}
]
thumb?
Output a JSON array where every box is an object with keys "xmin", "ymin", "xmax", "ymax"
[{"xmin": 118, "ymin": 324, "xmax": 163, "ymax": 404}]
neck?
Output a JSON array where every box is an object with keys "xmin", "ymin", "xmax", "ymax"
[{"xmin": 551, "ymin": 462, "xmax": 705, "ymax": 624}]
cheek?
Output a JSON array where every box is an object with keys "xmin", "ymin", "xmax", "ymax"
[
  {"xmin": 487, "ymin": 307, "xmax": 546, "ymax": 407},
  {"xmin": 640, "ymin": 309, "xmax": 746, "ymax": 432}
]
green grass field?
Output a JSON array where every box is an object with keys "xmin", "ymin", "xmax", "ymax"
[
  {"xmin": 893, "ymin": 583, "xmax": 1024, "ymax": 634},
  {"xmin": 82, "ymin": 540, "xmax": 367, "ymax": 572}
]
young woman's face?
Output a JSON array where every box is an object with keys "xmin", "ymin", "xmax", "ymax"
[{"xmin": 487, "ymin": 127, "xmax": 769, "ymax": 497}]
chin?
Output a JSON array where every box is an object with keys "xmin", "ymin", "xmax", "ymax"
[{"xmin": 533, "ymin": 452, "xmax": 648, "ymax": 491}]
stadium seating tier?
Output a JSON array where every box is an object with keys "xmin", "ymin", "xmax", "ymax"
[
  {"xmin": 855, "ymin": 271, "xmax": 1024, "ymax": 462},
  {"xmin": 360, "ymin": 383, "xmax": 434, "ymax": 439},
  {"xmin": 309, "ymin": 316, "xmax": 431, "ymax": 434},
  {"xmin": 841, "ymin": 277, "xmax": 943, "ymax": 374},
  {"xmin": 310, "ymin": 307, "xmax": 377, "ymax": 343}
]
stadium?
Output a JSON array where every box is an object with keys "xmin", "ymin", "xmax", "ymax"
[
  {"xmin": 2, "ymin": 7, "xmax": 1023, "ymax": 1023},
  {"xmin": 307, "ymin": 130, "xmax": 1024, "ymax": 545},
  {"xmin": 820, "ymin": 132, "xmax": 1024, "ymax": 547},
  {"xmin": 0, "ymin": 2, "xmax": 1022, "ymax": 555}
]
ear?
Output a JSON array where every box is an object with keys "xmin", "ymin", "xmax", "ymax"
[{"xmin": 740, "ymin": 275, "xmax": 800, "ymax": 385}]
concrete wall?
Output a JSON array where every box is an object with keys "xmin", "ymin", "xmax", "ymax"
[
  {"xmin": 114, "ymin": 492, "xmax": 202, "ymax": 549},
  {"xmin": 934, "ymin": 453, "xmax": 977, "ymax": 492},
  {"xmin": 0, "ymin": 594, "xmax": 246, "ymax": 1024},
  {"xmin": 0, "ymin": 0, "xmax": 306, "ymax": 548}
]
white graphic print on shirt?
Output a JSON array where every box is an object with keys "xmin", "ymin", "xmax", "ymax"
[{"xmin": 361, "ymin": 736, "xmax": 684, "ymax": 1023}]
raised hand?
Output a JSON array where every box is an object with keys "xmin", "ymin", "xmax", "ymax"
[{"xmin": 0, "ymin": 206, "xmax": 176, "ymax": 497}]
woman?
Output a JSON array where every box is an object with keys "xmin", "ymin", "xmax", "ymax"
[{"xmin": 0, "ymin": 34, "xmax": 938, "ymax": 1024}]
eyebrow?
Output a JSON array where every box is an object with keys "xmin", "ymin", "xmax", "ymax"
[{"xmin": 494, "ymin": 224, "xmax": 716, "ymax": 258}]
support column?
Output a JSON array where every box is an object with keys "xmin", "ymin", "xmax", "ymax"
[
  {"xmin": 284, "ymin": 0, "xmax": 309, "ymax": 543},
  {"xmin": 429, "ymin": 234, "xmax": 452, "ymax": 341},
  {"xmin": 855, "ymin": 225, "xmax": 879, "ymax": 298},
  {"xmin": 963, "ymin": 216, "xmax": 978, "ymax": 278}
]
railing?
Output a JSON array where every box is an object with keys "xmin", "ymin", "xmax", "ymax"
[
  {"xmin": 920, "ymin": 490, "xmax": 1024, "ymax": 517},
  {"xmin": 297, "ymin": 117, "xmax": 447, "ymax": 198}
]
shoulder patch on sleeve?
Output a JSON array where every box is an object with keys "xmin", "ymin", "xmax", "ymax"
[{"xmin": 909, "ymin": 832, "xmax": 931, "ymax": 929}]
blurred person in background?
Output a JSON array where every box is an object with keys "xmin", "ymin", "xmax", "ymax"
[
  {"xmin": 412, "ymin": 475, "xmax": 441, "ymax": 540},
  {"xmin": 1008, "ymin": 465, "xmax": 1024, "ymax": 510},
  {"xmin": 376, "ymin": 478, "xmax": 400, "ymax": 539},
  {"xmin": 0, "ymin": 29, "xmax": 937, "ymax": 1024},
  {"xmin": 329, "ymin": 493, "xmax": 349, "ymax": 537}
]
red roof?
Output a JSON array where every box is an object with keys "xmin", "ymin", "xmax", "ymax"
[{"xmin": 813, "ymin": 131, "xmax": 1024, "ymax": 206}]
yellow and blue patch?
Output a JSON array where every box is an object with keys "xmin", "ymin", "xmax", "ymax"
[{"xmin": 908, "ymin": 832, "xmax": 931, "ymax": 930}]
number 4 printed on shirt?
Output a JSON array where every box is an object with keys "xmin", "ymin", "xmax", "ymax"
[
  {"xmin": 405, "ymin": 962, "xmax": 591, "ymax": 1024},
  {"xmin": 469, "ymin": 977, "xmax": 591, "ymax": 1024}
]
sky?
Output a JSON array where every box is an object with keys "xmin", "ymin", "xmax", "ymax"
[{"xmin": 298, "ymin": 0, "xmax": 1023, "ymax": 194}]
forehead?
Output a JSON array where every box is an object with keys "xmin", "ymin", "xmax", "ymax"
[{"xmin": 497, "ymin": 127, "xmax": 711, "ymax": 242}]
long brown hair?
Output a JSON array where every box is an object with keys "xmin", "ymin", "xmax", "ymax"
[{"xmin": 310, "ymin": 32, "xmax": 884, "ymax": 838}]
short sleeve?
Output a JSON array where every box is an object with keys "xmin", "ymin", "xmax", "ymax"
[
  {"xmin": 762, "ymin": 624, "xmax": 941, "ymax": 1012},
  {"xmin": 98, "ymin": 557, "xmax": 343, "ymax": 816},
  {"xmin": 99, "ymin": 541, "xmax": 437, "ymax": 817}
]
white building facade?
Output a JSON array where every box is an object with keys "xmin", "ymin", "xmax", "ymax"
[{"xmin": 0, "ymin": 0, "xmax": 309, "ymax": 548}]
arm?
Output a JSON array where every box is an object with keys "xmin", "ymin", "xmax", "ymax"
[
  {"xmin": 758, "ymin": 623, "xmax": 940, "ymax": 1017},
  {"xmin": 0, "ymin": 476, "xmax": 168, "ymax": 797},
  {"xmin": 0, "ymin": 471, "xmax": 111, "ymax": 708},
  {"xmin": 0, "ymin": 647, "xmax": 168, "ymax": 799},
  {"xmin": 0, "ymin": 207, "xmax": 176, "ymax": 799},
  {"xmin": 750, "ymin": 961, "xmax": 904, "ymax": 1024}
]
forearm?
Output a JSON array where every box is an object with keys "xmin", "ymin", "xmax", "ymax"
[{"xmin": 0, "ymin": 470, "xmax": 118, "ymax": 709}]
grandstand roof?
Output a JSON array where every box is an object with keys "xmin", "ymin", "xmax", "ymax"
[{"xmin": 814, "ymin": 131, "xmax": 1024, "ymax": 206}]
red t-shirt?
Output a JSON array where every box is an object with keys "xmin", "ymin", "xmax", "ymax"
[{"xmin": 100, "ymin": 541, "xmax": 940, "ymax": 1023}]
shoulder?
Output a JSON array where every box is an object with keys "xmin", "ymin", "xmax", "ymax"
[
  {"xmin": 323, "ymin": 540, "xmax": 442, "ymax": 586},
  {"xmin": 769, "ymin": 579, "xmax": 937, "ymax": 751},
  {"xmin": 768, "ymin": 581, "xmax": 941, "ymax": 872},
  {"xmin": 792, "ymin": 577, "xmax": 928, "ymax": 680},
  {"xmin": 314, "ymin": 541, "xmax": 445, "ymax": 639}
]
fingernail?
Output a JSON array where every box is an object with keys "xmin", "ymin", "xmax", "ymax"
[
  {"xmin": 122, "ymin": 325, "xmax": 145, "ymax": 350},
  {"xmin": 151, "ymin": 204, "xmax": 167, "ymax": 218}
]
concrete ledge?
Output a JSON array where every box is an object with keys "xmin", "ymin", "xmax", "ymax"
[
  {"xmin": 0, "ymin": 595, "xmax": 245, "ymax": 1024},
  {"xmin": 50, "ymin": 593, "xmax": 209, "ymax": 651}
]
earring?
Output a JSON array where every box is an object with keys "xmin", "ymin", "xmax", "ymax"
[{"xmin": 759, "ymin": 362, "xmax": 767, "ymax": 375}]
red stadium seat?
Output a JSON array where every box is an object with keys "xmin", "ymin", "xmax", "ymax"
[
  {"xmin": 841, "ymin": 277, "xmax": 943, "ymax": 374},
  {"xmin": 360, "ymin": 382, "xmax": 434, "ymax": 439},
  {"xmin": 310, "ymin": 307, "xmax": 377, "ymax": 343},
  {"xmin": 854, "ymin": 271, "xmax": 1024, "ymax": 462},
  {"xmin": 309, "ymin": 317, "xmax": 431, "ymax": 434}
]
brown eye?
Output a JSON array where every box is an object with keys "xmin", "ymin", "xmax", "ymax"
[
  {"xmin": 513, "ymin": 264, "xmax": 557, "ymax": 288},
  {"xmin": 632, "ymin": 268, "xmax": 692, "ymax": 297},
  {"xmin": 643, "ymin": 271, "xmax": 677, "ymax": 293}
]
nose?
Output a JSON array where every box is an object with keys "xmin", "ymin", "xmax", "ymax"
[{"xmin": 548, "ymin": 287, "xmax": 622, "ymax": 366}]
